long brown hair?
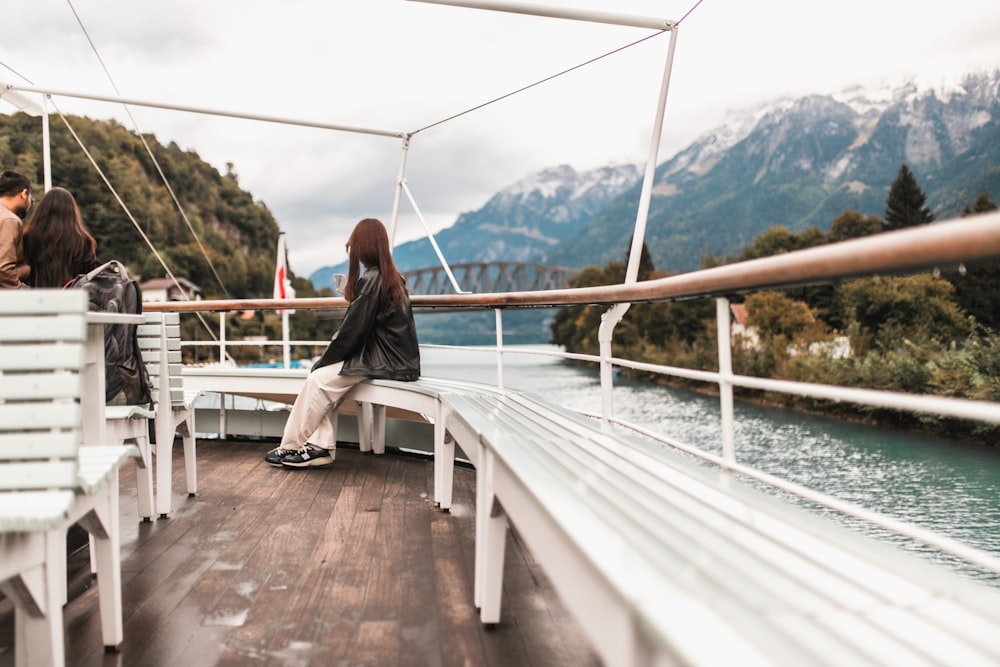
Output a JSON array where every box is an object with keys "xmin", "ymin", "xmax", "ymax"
[
  {"xmin": 23, "ymin": 187, "xmax": 97, "ymax": 287},
  {"xmin": 343, "ymin": 218, "xmax": 406, "ymax": 308}
]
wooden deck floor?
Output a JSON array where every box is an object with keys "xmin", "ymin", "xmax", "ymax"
[{"xmin": 0, "ymin": 440, "xmax": 601, "ymax": 667}]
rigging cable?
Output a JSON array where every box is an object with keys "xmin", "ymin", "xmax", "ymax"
[
  {"xmin": 50, "ymin": 102, "xmax": 222, "ymax": 347},
  {"xmin": 1, "ymin": 57, "xmax": 223, "ymax": 348},
  {"xmin": 410, "ymin": 0, "xmax": 704, "ymax": 137},
  {"xmin": 410, "ymin": 29, "xmax": 666, "ymax": 136},
  {"xmin": 66, "ymin": 0, "xmax": 232, "ymax": 299}
]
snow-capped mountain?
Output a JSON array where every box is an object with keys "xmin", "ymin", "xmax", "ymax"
[
  {"xmin": 310, "ymin": 69, "xmax": 1000, "ymax": 288},
  {"xmin": 548, "ymin": 69, "xmax": 1000, "ymax": 273},
  {"xmin": 310, "ymin": 163, "xmax": 641, "ymax": 287}
]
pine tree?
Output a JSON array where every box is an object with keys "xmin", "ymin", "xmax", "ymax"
[
  {"xmin": 962, "ymin": 192, "xmax": 998, "ymax": 216},
  {"xmin": 884, "ymin": 164, "xmax": 935, "ymax": 230}
]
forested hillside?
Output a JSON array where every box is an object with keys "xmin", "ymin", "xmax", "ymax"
[
  {"xmin": 0, "ymin": 111, "xmax": 285, "ymax": 298},
  {"xmin": 552, "ymin": 177, "xmax": 1000, "ymax": 441}
]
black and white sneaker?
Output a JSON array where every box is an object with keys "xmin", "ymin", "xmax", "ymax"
[
  {"xmin": 282, "ymin": 444, "xmax": 335, "ymax": 468},
  {"xmin": 264, "ymin": 446, "xmax": 298, "ymax": 467}
]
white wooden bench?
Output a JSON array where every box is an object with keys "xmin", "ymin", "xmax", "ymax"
[
  {"xmin": 440, "ymin": 388, "xmax": 1000, "ymax": 666},
  {"xmin": 0, "ymin": 289, "xmax": 138, "ymax": 667},
  {"xmin": 105, "ymin": 312, "xmax": 199, "ymax": 520},
  {"xmin": 354, "ymin": 377, "xmax": 517, "ymax": 509},
  {"xmin": 138, "ymin": 312, "xmax": 198, "ymax": 518},
  {"xmin": 181, "ymin": 370, "xmax": 491, "ymax": 510}
]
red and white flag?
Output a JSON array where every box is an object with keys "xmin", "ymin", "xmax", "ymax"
[{"xmin": 274, "ymin": 233, "xmax": 295, "ymax": 312}]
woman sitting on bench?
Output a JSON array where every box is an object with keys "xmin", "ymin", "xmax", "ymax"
[{"xmin": 265, "ymin": 217, "xmax": 421, "ymax": 468}]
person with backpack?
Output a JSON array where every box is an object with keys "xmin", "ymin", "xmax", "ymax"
[
  {"xmin": 265, "ymin": 218, "xmax": 421, "ymax": 468},
  {"xmin": 23, "ymin": 186, "xmax": 101, "ymax": 287},
  {"xmin": 0, "ymin": 170, "xmax": 33, "ymax": 288},
  {"xmin": 24, "ymin": 186, "xmax": 150, "ymax": 405}
]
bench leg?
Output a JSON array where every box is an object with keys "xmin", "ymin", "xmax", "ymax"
[
  {"xmin": 77, "ymin": 480, "xmax": 125, "ymax": 650},
  {"xmin": 154, "ymin": 413, "xmax": 175, "ymax": 518},
  {"xmin": 133, "ymin": 433, "xmax": 155, "ymax": 521},
  {"xmin": 371, "ymin": 405, "xmax": 385, "ymax": 454},
  {"xmin": 475, "ymin": 448, "xmax": 507, "ymax": 623},
  {"xmin": 355, "ymin": 402, "xmax": 386, "ymax": 455},
  {"xmin": 104, "ymin": 419, "xmax": 154, "ymax": 521},
  {"xmin": 180, "ymin": 414, "xmax": 197, "ymax": 496},
  {"xmin": 355, "ymin": 402, "xmax": 371, "ymax": 452},
  {"xmin": 4, "ymin": 531, "xmax": 65, "ymax": 667},
  {"xmin": 434, "ymin": 421, "xmax": 455, "ymax": 510}
]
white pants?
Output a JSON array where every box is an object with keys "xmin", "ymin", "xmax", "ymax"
[{"xmin": 279, "ymin": 361, "xmax": 366, "ymax": 450}]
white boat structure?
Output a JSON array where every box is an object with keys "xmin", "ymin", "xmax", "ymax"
[{"xmin": 2, "ymin": 1, "xmax": 1000, "ymax": 666}]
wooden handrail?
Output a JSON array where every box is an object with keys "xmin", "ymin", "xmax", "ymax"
[{"xmin": 144, "ymin": 213, "xmax": 1000, "ymax": 313}]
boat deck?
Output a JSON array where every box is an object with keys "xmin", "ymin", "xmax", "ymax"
[{"xmin": 0, "ymin": 440, "xmax": 600, "ymax": 667}]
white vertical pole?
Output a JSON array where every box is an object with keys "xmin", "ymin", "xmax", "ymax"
[
  {"xmin": 389, "ymin": 135, "xmax": 411, "ymax": 246},
  {"xmin": 495, "ymin": 309, "xmax": 504, "ymax": 389},
  {"xmin": 597, "ymin": 28, "xmax": 679, "ymax": 421},
  {"xmin": 716, "ymin": 298, "xmax": 736, "ymax": 465},
  {"xmin": 41, "ymin": 96, "xmax": 52, "ymax": 191},
  {"xmin": 624, "ymin": 26, "xmax": 678, "ymax": 284},
  {"xmin": 598, "ymin": 303, "xmax": 627, "ymax": 420},
  {"xmin": 219, "ymin": 311, "xmax": 227, "ymax": 366}
]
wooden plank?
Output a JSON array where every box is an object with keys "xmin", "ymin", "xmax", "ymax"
[
  {"xmin": 303, "ymin": 455, "xmax": 386, "ymax": 660},
  {"xmin": 214, "ymin": 453, "xmax": 350, "ymax": 663},
  {"xmin": 65, "ymin": 441, "xmax": 266, "ymax": 665},
  {"xmin": 430, "ymin": 506, "xmax": 489, "ymax": 666},
  {"xmin": 352, "ymin": 456, "xmax": 405, "ymax": 664},
  {"xmin": 398, "ymin": 452, "xmax": 445, "ymax": 667}
]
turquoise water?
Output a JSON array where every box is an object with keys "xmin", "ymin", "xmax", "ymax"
[{"xmin": 421, "ymin": 345, "xmax": 1000, "ymax": 586}]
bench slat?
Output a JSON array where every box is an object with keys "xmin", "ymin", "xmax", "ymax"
[
  {"xmin": 0, "ymin": 490, "xmax": 76, "ymax": 532},
  {"xmin": 0, "ymin": 345, "xmax": 86, "ymax": 372},
  {"xmin": 0, "ymin": 401, "xmax": 82, "ymax": 433},
  {"xmin": 0, "ymin": 374, "xmax": 82, "ymax": 401}
]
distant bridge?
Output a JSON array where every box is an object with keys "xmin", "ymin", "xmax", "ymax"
[{"xmin": 404, "ymin": 262, "xmax": 579, "ymax": 295}]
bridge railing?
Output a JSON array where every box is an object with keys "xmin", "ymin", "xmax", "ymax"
[
  {"xmin": 146, "ymin": 212, "xmax": 1000, "ymax": 576},
  {"xmin": 403, "ymin": 262, "xmax": 579, "ymax": 295}
]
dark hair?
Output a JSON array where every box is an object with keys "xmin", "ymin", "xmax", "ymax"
[
  {"xmin": 0, "ymin": 170, "xmax": 31, "ymax": 198},
  {"xmin": 23, "ymin": 187, "xmax": 98, "ymax": 288},
  {"xmin": 343, "ymin": 218, "xmax": 407, "ymax": 308}
]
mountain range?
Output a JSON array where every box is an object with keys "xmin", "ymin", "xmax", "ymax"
[{"xmin": 309, "ymin": 69, "xmax": 1000, "ymax": 289}]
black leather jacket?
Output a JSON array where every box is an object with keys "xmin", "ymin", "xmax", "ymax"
[{"xmin": 311, "ymin": 267, "xmax": 420, "ymax": 381}]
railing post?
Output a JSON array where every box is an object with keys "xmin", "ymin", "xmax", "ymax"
[
  {"xmin": 281, "ymin": 309, "xmax": 291, "ymax": 368},
  {"xmin": 716, "ymin": 297, "xmax": 736, "ymax": 466},
  {"xmin": 219, "ymin": 311, "xmax": 227, "ymax": 366},
  {"xmin": 388, "ymin": 134, "xmax": 410, "ymax": 246},
  {"xmin": 598, "ymin": 303, "xmax": 630, "ymax": 421},
  {"xmin": 495, "ymin": 309, "xmax": 504, "ymax": 389}
]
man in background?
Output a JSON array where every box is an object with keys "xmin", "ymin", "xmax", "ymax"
[{"xmin": 0, "ymin": 170, "xmax": 33, "ymax": 288}]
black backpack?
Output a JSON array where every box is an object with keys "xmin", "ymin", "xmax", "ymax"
[{"xmin": 67, "ymin": 260, "xmax": 153, "ymax": 406}]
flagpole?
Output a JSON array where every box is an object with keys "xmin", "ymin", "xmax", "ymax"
[{"xmin": 274, "ymin": 232, "xmax": 294, "ymax": 369}]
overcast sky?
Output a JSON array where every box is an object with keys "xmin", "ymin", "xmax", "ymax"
[{"xmin": 3, "ymin": 0, "xmax": 999, "ymax": 278}]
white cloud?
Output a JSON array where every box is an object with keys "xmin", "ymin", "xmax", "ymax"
[{"xmin": 3, "ymin": 0, "xmax": 999, "ymax": 276}]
